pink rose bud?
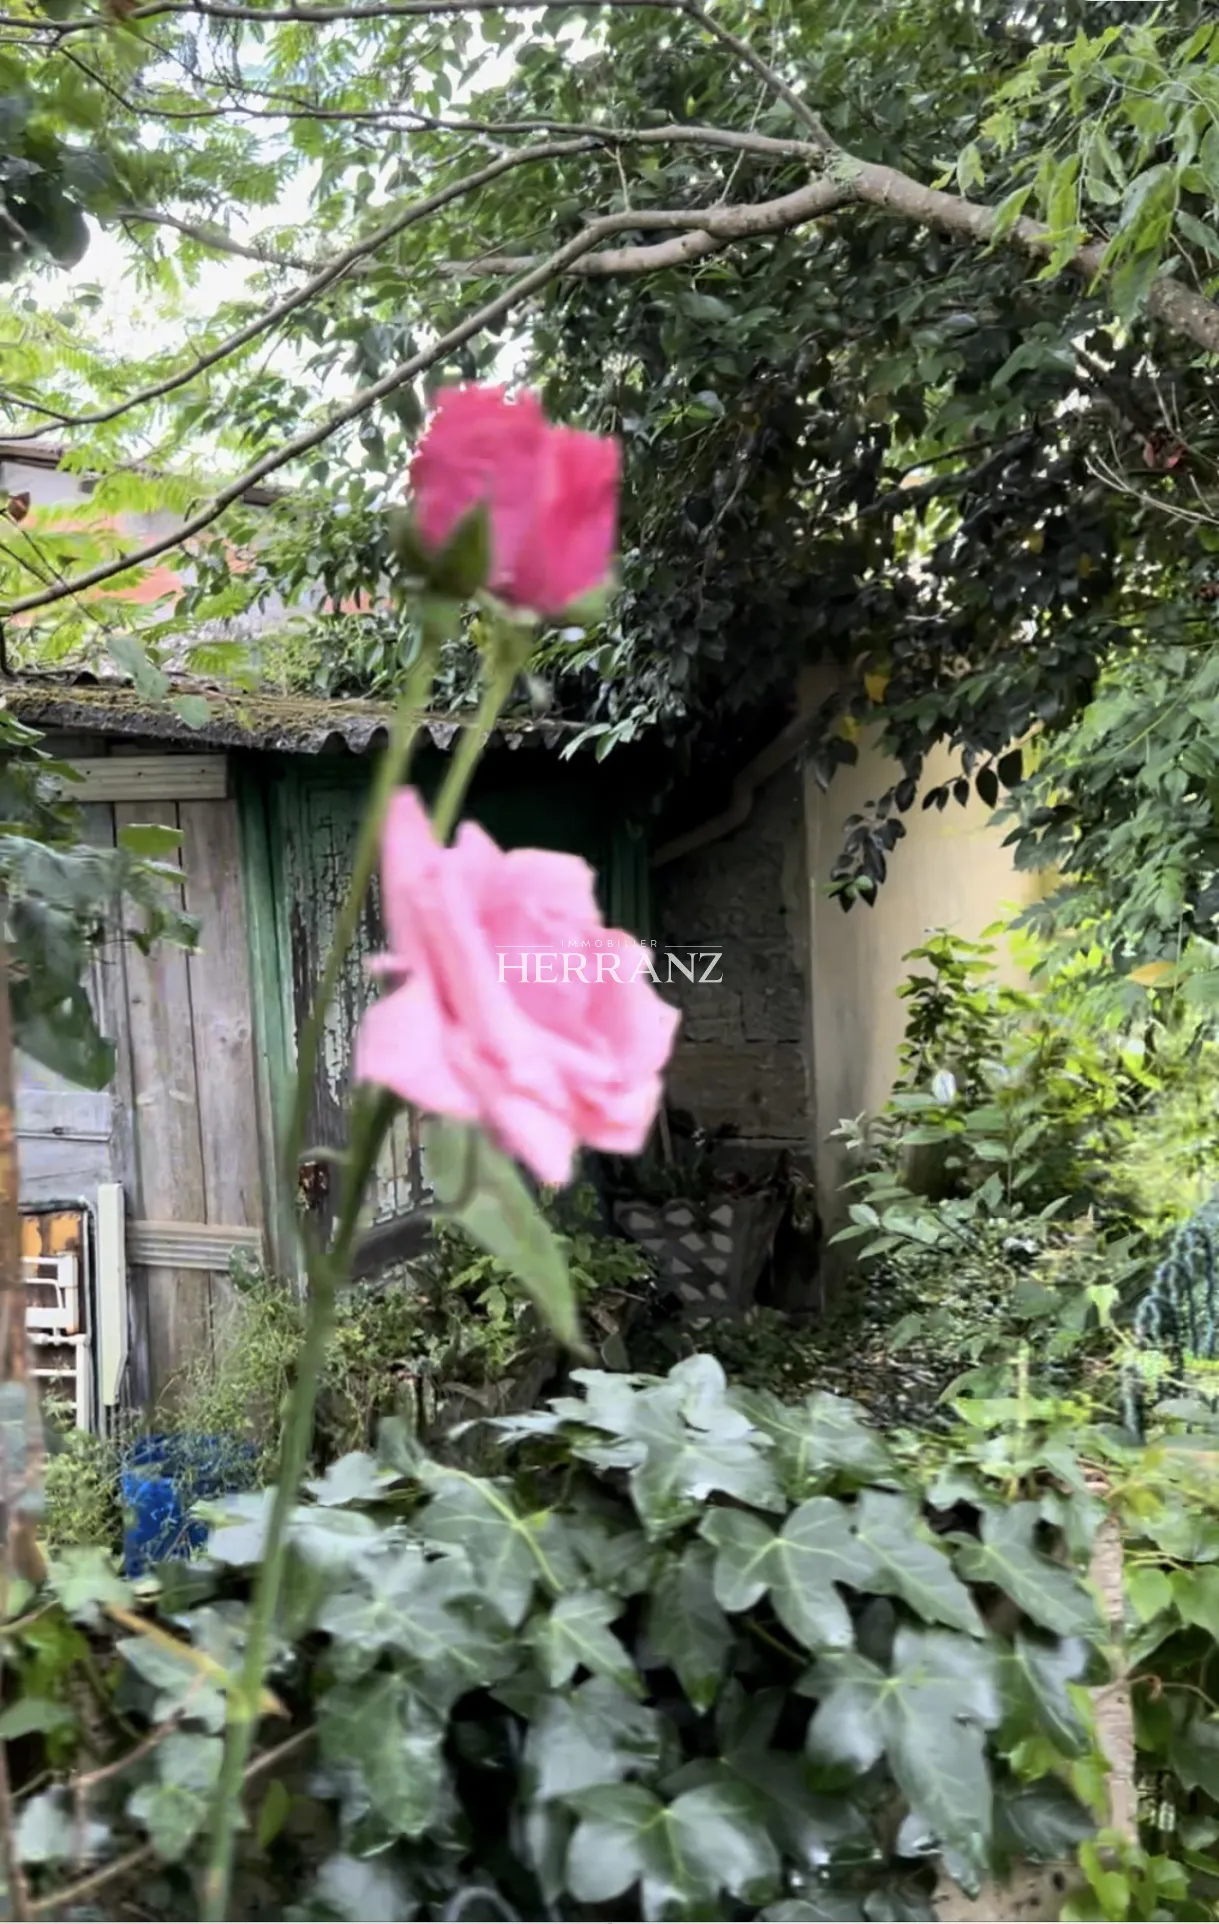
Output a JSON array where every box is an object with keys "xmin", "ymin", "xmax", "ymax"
[
  {"xmin": 354, "ymin": 789, "xmax": 680, "ymax": 1186},
  {"xmin": 409, "ymin": 385, "xmax": 620, "ymax": 617}
]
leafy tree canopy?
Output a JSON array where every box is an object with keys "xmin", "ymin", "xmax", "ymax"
[{"xmin": 3, "ymin": 0, "xmax": 1219, "ymax": 974}]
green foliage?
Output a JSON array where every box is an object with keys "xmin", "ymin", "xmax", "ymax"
[
  {"xmin": 833, "ymin": 933, "xmax": 1144, "ymax": 1229},
  {"xmin": 6, "ymin": 0, "xmax": 1219, "ymax": 930},
  {"xmin": 7, "ymin": 1357, "xmax": 1127, "ymax": 1922},
  {"xmin": 172, "ymin": 1187, "xmax": 653, "ymax": 1476},
  {"xmin": 972, "ymin": 10, "xmax": 1219, "ymax": 323},
  {"xmin": 0, "ymin": 715, "xmax": 198, "ymax": 1084},
  {"xmin": 40, "ymin": 1404, "xmax": 122, "ymax": 1554},
  {"xmin": 0, "ymin": 43, "xmax": 120, "ymax": 282},
  {"xmin": 1005, "ymin": 644, "xmax": 1219, "ymax": 1007},
  {"xmin": 817, "ymin": 932, "xmax": 1219, "ymax": 1404}
]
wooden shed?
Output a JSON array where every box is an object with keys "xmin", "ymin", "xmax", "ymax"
[{"xmin": 5, "ymin": 676, "xmax": 653, "ymax": 1413}]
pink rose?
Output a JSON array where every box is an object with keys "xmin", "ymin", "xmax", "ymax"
[
  {"xmin": 409, "ymin": 384, "xmax": 620, "ymax": 616},
  {"xmin": 354, "ymin": 789, "xmax": 680, "ymax": 1186}
]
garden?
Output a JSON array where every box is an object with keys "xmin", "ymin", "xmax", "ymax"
[{"xmin": 5, "ymin": 0, "xmax": 1219, "ymax": 1919}]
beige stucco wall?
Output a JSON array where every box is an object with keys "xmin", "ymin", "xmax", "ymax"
[{"xmin": 805, "ymin": 731, "xmax": 1046, "ymax": 1232}]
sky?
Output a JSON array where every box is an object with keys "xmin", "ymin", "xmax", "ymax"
[{"xmin": 27, "ymin": 28, "xmax": 527, "ymax": 427}]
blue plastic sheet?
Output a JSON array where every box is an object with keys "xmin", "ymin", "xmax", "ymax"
[{"xmin": 121, "ymin": 1433, "xmax": 256, "ymax": 1576}]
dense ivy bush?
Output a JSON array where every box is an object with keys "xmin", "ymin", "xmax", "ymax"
[{"xmin": 14, "ymin": 1357, "xmax": 1121, "ymax": 1923}]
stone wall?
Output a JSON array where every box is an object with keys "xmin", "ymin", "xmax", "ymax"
[{"xmin": 652, "ymin": 764, "xmax": 812, "ymax": 1153}]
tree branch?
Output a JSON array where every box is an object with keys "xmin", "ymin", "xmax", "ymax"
[
  {"xmin": 115, "ymin": 208, "xmax": 315, "ymax": 272},
  {"xmin": 861, "ymin": 431, "xmax": 1039, "ymax": 518},
  {"xmin": 8, "ymin": 0, "xmax": 684, "ymax": 31},
  {"xmin": 843, "ymin": 156, "xmax": 1219, "ymax": 356},
  {"xmin": 437, "ymin": 151, "xmax": 1219, "ymax": 356},
  {"xmin": 678, "ymin": 0, "xmax": 833, "ymax": 150},
  {"xmin": 0, "ymin": 213, "xmax": 647, "ymax": 617},
  {"xmin": 0, "ymin": 135, "xmax": 601, "ymax": 442},
  {"xmin": 441, "ymin": 172, "xmax": 845, "ymax": 278},
  {"xmin": 103, "ymin": 124, "xmax": 820, "ymax": 279}
]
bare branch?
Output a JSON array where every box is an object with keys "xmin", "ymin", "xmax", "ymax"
[
  {"xmin": 400, "ymin": 115, "xmax": 819, "ymax": 160},
  {"xmin": 435, "ymin": 151, "xmax": 1219, "ymax": 357},
  {"xmin": 0, "ymin": 212, "xmax": 649, "ymax": 617},
  {"xmin": 7, "ymin": 0, "xmax": 684, "ymax": 32},
  {"xmin": 678, "ymin": 0, "xmax": 832, "ymax": 150},
  {"xmin": 116, "ymin": 206, "xmax": 316, "ymax": 272},
  {"xmin": 0, "ymin": 136, "xmax": 599, "ymax": 442}
]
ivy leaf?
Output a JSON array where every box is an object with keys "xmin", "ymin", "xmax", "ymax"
[
  {"xmin": 1125, "ymin": 1565, "xmax": 1173, "ymax": 1623},
  {"xmin": 954, "ymin": 1504, "xmax": 1102, "ymax": 1636},
  {"xmin": 1172, "ymin": 1566, "xmax": 1219, "ymax": 1640},
  {"xmin": 315, "ymin": 1853, "xmax": 418, "ymax": 1921},
  {"xmin": 993, "ymin": 1777, "xmax": 1095, "ymax": 1862},
  {"xmin": 806, "ymin": 1630, "xmax": 999, "ymax": 1875},
  {"xmin": 736, "ymin": 1388, "xmax": 896, "ymax": 1495},
  {"xmin": 306, "ymin": 1450, "xmax": 390, "ymax": 1507},
  {"xmin": 1003, "ymin": 1631, "xmax": 1092, "ymax": 1757},
  {"xmin": 724, "ymin": 1748, "xmax": 874, "ymax": 1875},
  {"xmin": 0, "ymin": 1698, "xmax": 75, "ymax": 1740},
  {"xmin": 1170, "ymin": 1710, "xmax": 1219, "ymax": 1795},
  {"xmin": 117, "ymin": 1637, "xmax": 226, "ymax": 1733},
  {"xmin": 530, "ymin": 1588, "xmax": 639, "ymax": 1695},
  {"xmin": 417, "ymin": 1469, "xmax": 547, "ymax": 1627},
  {"xmin": 127, "ymin": 1733, "xmax": 223, "ymax": 1863},
  {"xmin": 803, "ymin": 1649, "xmax": 890, "ymax": 1776},
  {"xmin": 524, "ymin": 1676, "xmax": 660, "ymax": 1801},
  {"xmin": 700, "ymin": 1509, "xmax": 779, "ymax": 1612},
  {"xmin": 701, "ymin": 1496, "xmax": 876, "ymax": 1652},
  {"xmin": 643, "ymin": 1541, "xmax": 733, "ymax": 1711},
  {"xmin": 17, "ymin": 1790, "xmax": 107, "ymax": 1866},
  {"xmin": 627, "ymin": 1395, "xmax": 783, "ymax": 1537},
  {"xmin": 565, "ymin": 1780, "xmax": 780, "ymax": 1917},
  {"xmin": 319, "ymin": 1675, "xmax": 448, "ymax": 1838},
  {"xmin": 289, "ymin": 1505, "xmax": 383, "ymax": 1571},
  {"xmin": 316, "ymin": 1541, "xmax": 512, "ymax": 1709},
  {"xmin": 854, "ymin": 1492, "xmax": 985, "ymax": 1635}
]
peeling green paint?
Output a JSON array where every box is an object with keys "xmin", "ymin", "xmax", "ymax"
[{"xmin": 240, "ymin": 747, "xmax": 650, "ymax": 1262}]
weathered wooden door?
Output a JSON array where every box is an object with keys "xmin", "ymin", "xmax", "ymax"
[
  {"xmin": 22, "ymin": 744, "xmax": 268, "ymax": 1408},
  {"xmin": 261, "ymin": 763, "xmax": 422, "ymax": 1248},
  {"xmin": 255, "ymin": 752, "xmax": 649, "ymax": 1258}
]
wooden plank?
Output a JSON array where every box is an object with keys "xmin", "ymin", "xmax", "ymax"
[
  {"xmin": 236, "ymin": 763, "xmax": 296, "ymax": 1278},
  {"xmin": 114, "ymin": 799, "xmax": 209, "ymax": 1406},
  {"xmin": 61, "ymin": 757, "xmax": 228, "ymax": 804},
  {"xmin": 80, "ymin": 800, "xmax": 147, "ymax": 1406},
  {"xmin": 274, "ymin": 766, "xmax": 377, "ymax": 1247},
  {"xmin": 127, "ymin": 1222, "xmax": 263, "ymax": 1269},
  {"xmin": 180, "ymin": 796, "xmax": 265, "ymax": 1331},
  {"xmin": 180, "ymin": 799, "xmax": 264, "ymax": 1229}
]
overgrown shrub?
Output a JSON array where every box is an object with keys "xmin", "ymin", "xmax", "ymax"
[
  {"xmin": 174, "ymin": 1184, "xmax": 655, "ymax": 1470},
  {"xmin": 18, "ymin": 1357, "xmax": 1131, "ymax": 1923},
  {"xmin": 40, "ymin": 1404, "xmax": 123, "ymax": 1552}
]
